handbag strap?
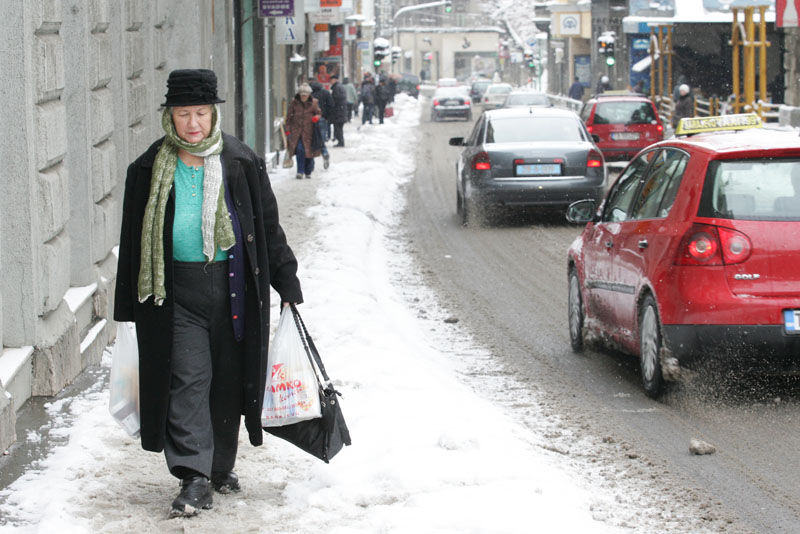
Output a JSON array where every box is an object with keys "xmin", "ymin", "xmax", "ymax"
[{"xmin": 289, "ymin": 303, "xmax": 332, "ymax": 385}]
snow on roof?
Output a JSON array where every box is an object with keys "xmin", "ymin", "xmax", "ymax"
[{"xmin": 624, "ymin": 0, "xmax": 776, "ymax": 24}]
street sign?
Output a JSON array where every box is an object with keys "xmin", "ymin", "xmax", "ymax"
[{"xmin": 259, "ymin": 0, "xmax": 294, "ymax": 17}]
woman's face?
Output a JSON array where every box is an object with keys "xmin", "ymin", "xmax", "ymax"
[
  {"xmin": 299, "ymin": 93, "xmax": 309, "ymax": 101},
  {"xmin": 172, "ymin": 105, "xmax": 213, "ymax": 144}
]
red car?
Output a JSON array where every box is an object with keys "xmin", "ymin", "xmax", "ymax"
[
  {"xmin": 579, "ymin": 92, "xmax": 664, "ymax": 161},
  {"xmin": 566, "ymin": 114, "xmax": 800, "ymax": 396}
]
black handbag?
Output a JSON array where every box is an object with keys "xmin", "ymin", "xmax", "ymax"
[
  {"xmin": 311, "ymin": 120, "xmax": 324, "ymax": 152},
  {"xmin": 264, "ymin": 304, "xmax": 351, "ymax": 463}
]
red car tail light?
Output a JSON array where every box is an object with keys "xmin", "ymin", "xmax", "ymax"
[
  {"xmin": 656, "ymin": 123, "xmax": 664, "ymax": 134},
  {"xmin": 586, "ymin": 125, "xmax": 593, "ymax": 133},
  {"xmin": 465, "ymin": 98, "xmax": 471, "ymax": 105},
  {"xmin": 472, "ymin": 151, "xmax": 491, "ymax": 171},
  {"xmin": 675, "ymin": 224, "xmax": 752, "ymax": 266},
  {"xmin": 586, "ymin": 149, "xmax": 603, "ymax": 168},
  {"xmin": 718, "ymin": 226, "xmax": 752, "ymax": 264},
  {"xmin": 433, "ymin": 99, "xmax": 439, "ymax": 106},
  {"xmin": 484, "ymin": 96, "xmax": 489, "ymax": 103},
  {"xmin": 416, "ymin": 84, "xmax": 420, "ymax": 90}
]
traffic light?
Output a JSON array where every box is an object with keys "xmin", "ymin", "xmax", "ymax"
[
  {"xmin": 605, "ymin": 41, "xmax": 616, "ymax": 66},
  {"xmin": 444, "ymin": 0, "xmax": 452, "ymax": 13},
  {"xmin": 373, "ymin": 39, "xmax": 389, "ymax": 67},
  {"xmin": 391, "ymin": 47, "xmax": 401, "ymax": 64},
  {"xmin": 598, "ymin": 38, "xmax": 607, "ymax": 55},
  {"xmin": 524, "ymin": 49, "xmax": 534, "ymax": 69}
]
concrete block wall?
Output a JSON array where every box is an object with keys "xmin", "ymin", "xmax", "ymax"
[{"xmin": 0, "ymin": 0, "xmax": 235, "ymax": 453}]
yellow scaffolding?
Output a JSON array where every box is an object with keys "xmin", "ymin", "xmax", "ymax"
[{"xmin": 730, "ymin": 5, "xmax": 770, "ymax": 117}]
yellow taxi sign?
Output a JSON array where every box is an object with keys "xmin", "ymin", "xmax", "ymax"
[{"xmin": 675, "ymin": 113, "xmax": 762, "ymax": 135}]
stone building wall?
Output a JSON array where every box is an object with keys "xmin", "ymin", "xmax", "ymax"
[{"xmin": 0, "ymin": 0, "xmax": 235, "ymax": 453}]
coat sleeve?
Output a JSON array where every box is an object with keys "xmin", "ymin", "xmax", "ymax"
[
  {"xmin": 257, "ymin": 158, "xmax": 304, "ymax": 304},
  {"xmin": 114, "ymin": 162, "xmax": 139, "ymax": 322}
]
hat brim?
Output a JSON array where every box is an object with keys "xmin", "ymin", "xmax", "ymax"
[{"xmin": 162, "ymin": 96, "xmax": 226, "ymax": 107}]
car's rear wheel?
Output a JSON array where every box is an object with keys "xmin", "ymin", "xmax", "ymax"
[
  {"xmin": 568, "ymin": 269, "xmax": 584, "ymax": 352},
  {"xmin": 639, "ymin": 295, "xmax": 665, "ymax": 398}
]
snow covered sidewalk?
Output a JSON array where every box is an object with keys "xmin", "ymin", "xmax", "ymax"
[{"xmin": 0, "ymin": 95, "xmax": 625, "ymax": 534}]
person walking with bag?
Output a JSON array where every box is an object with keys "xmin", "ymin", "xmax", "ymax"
[
  {"xmin": 360, "ymin": 74, "xmax": 376, "ymax": 125},
  {"xmin": 375, "ymin": 78, "xmax": 389, "ymax": 124},
  {"xmin": 310, "ymin": 80, "xmax": 333, "ymax": 169},
  {"xmin": 329, "ymin": 74, "xmax": 347, "ymax": 147},
  {"xmin": 114, "ymin": 68, "xmax": 303, "ymax": 518},
  {"xmin": 286, "ymin": 83, "xmax": 323, "ymax": 179}
]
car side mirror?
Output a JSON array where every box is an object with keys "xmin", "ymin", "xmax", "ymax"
[
  {"xmin": 566, "ymin": 199, "xmax": 598, "ymax": 224},
  {"xmin": 449, "ymin": 137, "xmax": 465, "ymax": 146}
]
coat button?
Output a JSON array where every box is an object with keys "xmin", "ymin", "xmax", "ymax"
[
  {"xmin": 254, "ymin": 267, "xmax": 260, "ymax": 275},
  {"xmin": 247, "ymin": 234, "xmax": 254, "ymax": 242}
]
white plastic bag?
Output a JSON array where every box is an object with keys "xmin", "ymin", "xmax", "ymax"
[
  {"xmin": 261, "ymin": 307, "xmax": 321, "ymax": 427},
  {"xmin": 108, "ymin": 322, "xmax": 141, "ymax": 437}
]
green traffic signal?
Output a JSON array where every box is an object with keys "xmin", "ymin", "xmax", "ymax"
[
  {"xmin": 444, "ymin": 0, "xmax": 452, "ymax": 12},
  {"xmin": 374, "ymin": 59, "xmax": 381, "ymax": 66},
  {"xmin": 606, "ymin": 56, "xmax": 615, "ymax": 66}
]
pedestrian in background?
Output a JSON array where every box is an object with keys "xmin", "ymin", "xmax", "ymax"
[
  {"xmin": 114, "ymin": 68, "xmax": 303, "ymax": 518},
  {"xmin": 310, "ymin": 80, "xmax": 332, "ymax": 169},
  {"xmin": 673, "ymin": 83, "xmax": 694, "ymax": 128},
  {"xmin": 375, "ymin": 78, "xmax": 389, "ymax": 124},
  {"xmin": 343, "ymin": 77, "xmax": 358, "ymax": 121},
  {"xmin": 286, "ymin": 83, "xmax": 322, "ymax": 179},
  {"xmin": 596, "ymin": 75, "xmax": 612, "ymax": 94},
  {"xmin": 632, "ymin": 79, "xmax": 645, "ymax": 94},
  {"xmin": 330, "ymin": 74, "xmax": 347, "ymax": 147},
  {"xmin": 568, "ymin": 76, "xmax": 583, "ymax": 101},
  {"xmin": 360, "ymin": 74, "xmax": 376, "ymax": 125}
]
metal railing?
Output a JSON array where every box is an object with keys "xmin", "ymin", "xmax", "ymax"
[{"xmin": 547, "ymin": 93, "xmax": 583, "ymax": 112}]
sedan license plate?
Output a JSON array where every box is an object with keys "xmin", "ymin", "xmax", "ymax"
[
  {"xmin": 783, "ymin": 309, "xmax": 800, "ymax": 334},
  {"xmin": 611, "ymin": 132, "xmax": 640, "ymax": 141},
  {"xmin": 516, "ymin": 163, "xmax": 561, "ymax": 177}
]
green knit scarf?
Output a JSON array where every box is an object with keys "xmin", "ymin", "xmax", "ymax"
[{"xmin": 138, "ymin": 105, "xmax": 235, "ymax": 305}]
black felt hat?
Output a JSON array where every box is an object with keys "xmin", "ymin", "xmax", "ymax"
[{"xmin": 162, "ymin": 69, "xmax": 225, "ymax": 107}]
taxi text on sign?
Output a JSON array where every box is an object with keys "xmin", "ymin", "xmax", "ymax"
[{"xmin": 777, "ymin": 0, "xmax": 800, "ymax": 27}]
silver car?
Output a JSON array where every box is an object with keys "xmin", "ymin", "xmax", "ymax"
[
  {"xmin": 450, "ymin": 107, "xmax": 606, "ymax": 225},
  {"xmin": 480, "ymin": 83, "xmax": 512, "ymax": 110}
]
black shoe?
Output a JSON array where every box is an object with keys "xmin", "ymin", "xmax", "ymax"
[
  {"xmin": 211, "ymin": 471, "xmax": 241, "ymax": 494},
  {"xmin": 169, "ymin": 475, "xmax": 213, "ymax": 518},
  {"xmin": 333, "ymin": 143, "xmax": 344, "ymax": 147},
  {"xmin": 323, "ymin": 154, "xmax": 330, "ymax": 169}
]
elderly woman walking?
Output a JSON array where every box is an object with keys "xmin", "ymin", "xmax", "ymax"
[
  {"xmin": 114, "ymin": 69, "xmax": 303, "ymax": 518},
  {"xmin": 286, "ymin": 83, "xmax": 322, "ymax": 179}
]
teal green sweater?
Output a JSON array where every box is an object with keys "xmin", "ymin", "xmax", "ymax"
[{"xmin": 172, "ymin": 159, "xmax": 228, "ymax": 262}]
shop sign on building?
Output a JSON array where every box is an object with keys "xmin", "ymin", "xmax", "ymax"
[
  {"xmin": 259, "ymin": 0, "xmax": 294, "ymax": 17},
  {"xmin": 276, "ymin": 15, "xmax": 305, "ymax": 44},
  {"xmin": 558, "ymin": 13, "xmax": 580, "ymax": 35},
  {"xmin": 777, "ymin": 0, "xmax": 799, "ymax": 27}
]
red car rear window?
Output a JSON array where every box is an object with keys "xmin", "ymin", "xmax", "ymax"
[
  {"xmin": 593, "ymin": 101, "xmax": 656, "ymax": 125},
  {"xmin": 698, "ymin": 159, "xmax": 800, "ymax": 221}
]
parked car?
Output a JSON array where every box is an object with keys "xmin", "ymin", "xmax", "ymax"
[
  {"xmin": 502, "ymin": 91, "xmax": 550, "ymax": 108},
  {"xmin": 566, "ymin": 114, "xmax": 800, "ymax": 397},
  {"xmin": 579, "ymin": 92, "xmax": 664, "ymax": 161},
  {"xmin": 398, "ymin": 73, "xmax": 420, "ymax": 98},
  {"xmin": 481, "ymin": 83, "xmax": 513, "ymax": 110},
  {"xmin": 431, "ymin": 86, "xmax": 472, "ymax": 122},
  {"xmin": 449, "ymin": 107, "xmax": 605, "ymax": 226},
  {"xmin": 469, "ymin": 78, "xmax": 492, "ymax": 102}
]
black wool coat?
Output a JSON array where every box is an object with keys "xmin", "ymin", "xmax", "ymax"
[
  {"xmin": 330, "ymin": 81, "xmax": 348, "ymax": 124},
  {"xmin": 114, "ymin": 132, "xmax": 303, "ymax": 453}
]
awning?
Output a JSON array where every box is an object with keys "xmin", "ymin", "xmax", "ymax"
[{"xmin": 623, "ymin": 2, "xmax": 775, "ymax": 33}]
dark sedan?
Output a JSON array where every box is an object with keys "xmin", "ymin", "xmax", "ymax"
[{"xmin": 450, "ymin": 107, "xmax": 606, "ymax": 225}]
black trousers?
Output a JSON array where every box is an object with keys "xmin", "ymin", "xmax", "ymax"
[
  {"xmin": 333, "ymin": 122, "xmax": 344, "ymax": 146},
  {"xmin": 165, "ymin": 261, "xmax": 244, "ymax": 480}
]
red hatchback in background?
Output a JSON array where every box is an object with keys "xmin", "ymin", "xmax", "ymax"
[
  {"xmin": 566, "ymin": 114, "xmax": 800, "ymax": 397},
  {"xmin": 580, "ymin": 92, "xmax": 664, "ymax": 161}
]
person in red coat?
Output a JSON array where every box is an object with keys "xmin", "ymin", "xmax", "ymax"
[
  {"xmin": 115, "ymin": 69, "xmax": 303, "ymax": 518},
  {"xmin": 285, "ymin": 83, "xmax": 322, "ymax": 179}
]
